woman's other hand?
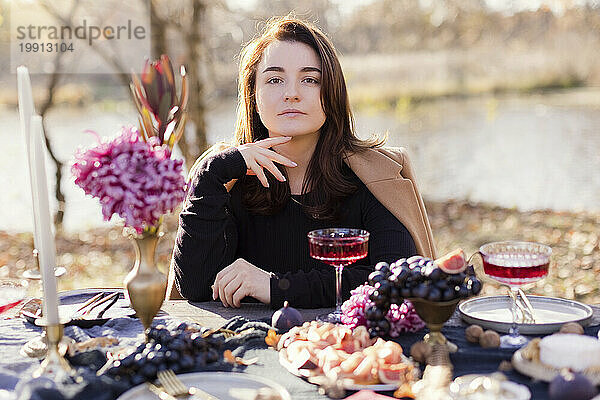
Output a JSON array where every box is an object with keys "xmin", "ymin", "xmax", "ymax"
[
  {"xmin": 237, "ymin": 136, "xmax": 297, "ymax": 187},
  {"xmin": 212, "ymin": 258, "xmax": 271, "ymax": 307}
]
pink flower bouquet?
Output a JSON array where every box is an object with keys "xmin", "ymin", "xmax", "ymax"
[{"xmin": 71, "ymin": 126, "xmax": 186, "ymax": 233}]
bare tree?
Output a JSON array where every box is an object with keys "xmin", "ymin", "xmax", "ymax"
[
  {"xmin": 153, "ymin": 0, "xmax": 210, "ymax": 165},
  {"xmin": 34, "ymin": 1, "xmax": 85, "ymax": 227},
  {"xmin": 32, "ymin": 0, "xmax": 213, "ymax": 227}
]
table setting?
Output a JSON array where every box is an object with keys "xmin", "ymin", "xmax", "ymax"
[
  {"xmin": 4, "ymin": 234, "xmax": 600, "ymax": 400},
  {"xmin": 6, "ymin": 58, "xmax": 600, "ymax": 400},
  {"xmin": 3, "ymin": 289, "xmax": 600, "ymax": 400}
]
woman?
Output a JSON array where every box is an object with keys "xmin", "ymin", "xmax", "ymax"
[{"xmin": 172, "ymin": 16, "xmax": 433, "ymax": 309}]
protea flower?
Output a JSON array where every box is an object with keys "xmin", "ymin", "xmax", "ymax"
[{"xmin": 130, "ymin": 55, "xmax": 188, "ymax": 150}]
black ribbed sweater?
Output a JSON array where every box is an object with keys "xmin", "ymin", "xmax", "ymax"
[{"xmin": 172, "ymin": 147, "xmax": 417, "ymax": 309}]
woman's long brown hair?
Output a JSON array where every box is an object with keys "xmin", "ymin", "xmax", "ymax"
[{"xmin": 235, "ymin": 16, "xmax": 384, "ymax": 220}]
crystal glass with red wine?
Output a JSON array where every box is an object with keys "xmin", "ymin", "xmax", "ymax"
[
  {"xmin": 0, "ymin": 279, "xmax": 29, "ymax": 315},
  {"xmin": 308, "ymin": 228, "xmax": 369, "ymax": 323},
  {"xmin": 479, "ymin": 241, "xmax": 551, "ymax": 348}
]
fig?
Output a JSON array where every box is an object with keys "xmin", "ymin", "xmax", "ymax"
[
  {"xmin": 549, "ymin": 370, "xmax": 598, "ymax": 400},
  {"xmin": 434, "ymin": 248, "xmax": 467, "ymax": 274},
  {"xmin": 271, "ymin": 301, "xmax": 303, "ymax": 332}
]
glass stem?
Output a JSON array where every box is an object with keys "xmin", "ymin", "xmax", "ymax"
[
  {"xmin": 335, "ymin": 265, "xmax": 344, "ymax": 313},
  {"xmin": 509, "ymin": 287, "xmax": 520, "ymax": 337}
]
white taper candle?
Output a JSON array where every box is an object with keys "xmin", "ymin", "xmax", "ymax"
[
  {"xmin": 30, "ymin": 115, "xmax": 59, "ymax": 324},
  {"xmin": 17, "ymin": 66, "xmax": 42, "ymax": 253}
]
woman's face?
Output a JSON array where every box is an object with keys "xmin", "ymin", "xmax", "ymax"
[{"xmin": 255, "ymin": 40, "xmax": 326, "ymax": 138}]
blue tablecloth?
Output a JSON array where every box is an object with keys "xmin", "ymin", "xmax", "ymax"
[
  {"xmin": 0, "ymin": 291, "xmax": 329, "ymax": 400},
  {"xmin": 1, "ymin": 293, "xmax": 599, "ymax": 400}
]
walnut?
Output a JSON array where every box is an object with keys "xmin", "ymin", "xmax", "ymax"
[
  {"xmin": 559, "ymin": 322, "xmax": 584, "ymax": 335},
  {"xmin": 479, "ymin": 330, "xmax": 501, "ymax": 348},
  {"xmin": 410, "ymin": 341, "xmax": 432, "ymax": 364},
  {"xmin": 465, "ymin": 325, "xmax": 484, "ymax": 343}
]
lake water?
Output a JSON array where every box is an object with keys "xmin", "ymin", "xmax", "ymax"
[{"xmin": 2, "ymin": 89, "xmax": 599, "ymax": 233}]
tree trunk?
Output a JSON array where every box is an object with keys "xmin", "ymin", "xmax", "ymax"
[
  {"xmin": 150, "ymin": 0, "xmax": 168, "ymax": 58},
  {"xmin": 39, "ymin": 55, "xmax": 66, "ymax": 228},
  {"xmin": 182, "ymin": 0, "xmax": 208, "ymax": 167}
]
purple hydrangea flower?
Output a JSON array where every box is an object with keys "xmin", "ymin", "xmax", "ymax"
[
  {"xmin": 341, "ymin": 284, "xmax": 425, "ymax": 336},
  {"xmin": 71, "ymin": 126, "xmax": 186, "ymax": 233}
]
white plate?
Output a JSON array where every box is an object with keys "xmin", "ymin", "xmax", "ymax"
[
  {"xmin": 459, "ymin": 295, "xmax": 593, "ymax": 334},
  {"xmin": 512, "ymin": 348, "xmax": 600, "ymax": 385},
  {"xmin": 59, "ymin": 288, "xmax": 123, "ymax": 299},
  {"xmin": 451, "ymin": 374, "xmax": 531, "ymax": 400},
  {"xmin": 342, "ymin": 381, "xmax": 398, "ymax": 391},
  {"xmin": 116, "ymin": 372, "xmax": 291, "ymax": 400},
  {"xmin": 278, "ymin": 348, "xmax": 400, "ymax": 392}
]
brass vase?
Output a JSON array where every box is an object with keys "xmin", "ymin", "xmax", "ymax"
[
  {"xmin": 123, "ymin": 228, "xmax": 167, "ymax": 336},
  {"xmin": 409, "ymin": 297, "xmax": 461, "ymax": 353}
]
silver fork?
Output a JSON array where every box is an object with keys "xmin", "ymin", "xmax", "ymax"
[
  {"xmin": 157, "ymin": 369, "xmax": 220, "ymax": 400},
  {"xmin": 518, "ymin": 288, "xmax": 536, "ymax": 323},
  {"xmin": 507, "ymin": 289, "xmax": 535, "ymax": 324}
]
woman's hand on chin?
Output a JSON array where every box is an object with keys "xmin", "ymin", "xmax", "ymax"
[
  {"xmin": 212, "ymin": 258, "xmax": 271, "ymax": 307},
  {"xmin": 237, "ymin": 136, "xmax": 296, "ymax": 187}
]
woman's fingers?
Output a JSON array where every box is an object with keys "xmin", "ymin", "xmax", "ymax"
[
  {"xmin": 254, "ymin": 136, "xmax": 292, "ymax": 148},
  {"xmin": 254, "ymin": 153, "xmax": 286, "ymax": 182},
  {"xmin": 232, "ymin": 285, "xmax": 249, "ymax": 308},
  {"xmin": 222, "ymin": 276, "xmax": 243, "ymax": 308},
  {"xmin": 247, "ymin": 159, "xmax": 270, "ymax": 187},
  {"xmin": 213, "ymin": 266, "xmax": 234, "ymax": 303},
  {"xmin": 218, "ymin": 283, "xmax": 231, "ymax": 307},
  {"xmin": 217, "ymin": 270, "xmax": 238, "ymax": 307},
  {"xmin": 238, "ymin": 137, "xmax": 297, "ymax": 186},
  {"xmin": 255, "ymin": 146, "xmax": 297, "ymax": 168}
]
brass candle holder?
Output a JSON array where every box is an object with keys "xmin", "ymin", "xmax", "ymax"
[
  {"xmin": 409, "ymin": 297, "xmax": 461, "ymax": 353},
  {"xmin": 32, "ymin": 318, "xmax": 76, "ymax": 379},
  {"xmin": 22, "ymin": 249, "xmax": 66, "ymax": 280}
]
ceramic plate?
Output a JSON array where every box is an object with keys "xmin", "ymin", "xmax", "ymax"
[
  {"xmin": 459, "ymin": 295, "xmax": 593, "ymax": 334},
  {"xmin": 512, "ymin": 349, "xmax": 600, "ymax": 385},
  {"xmin": 342, "ymin": 381, "xmax": 398, "ymax": 391},
  {"xmin": 451, "ymin": 374, "xmax": 531, "ymax": 400},
  {"xmin": 278, "ymin": 348, "xmax": 400, "ymax": 391},
  {"xmin": 116, "ymin": 372, "xmax": 291, "ymax": 400},
  {"xmin": 22, "ymin": 288, "xmax": 133, "ymax": 328}
]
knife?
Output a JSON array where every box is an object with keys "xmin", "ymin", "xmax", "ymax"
[{"xmin": 96, "ymin": 293, "xmax": 120, "ymax": 318}]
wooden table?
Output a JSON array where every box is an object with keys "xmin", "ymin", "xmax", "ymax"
[{"xmin": 161, "ymin": 300, "xmax": 333, "ymax": 327}]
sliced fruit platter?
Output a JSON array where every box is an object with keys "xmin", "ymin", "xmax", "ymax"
[{"xmin": 275, "ymin": 320, "xmax": 419, "ymax": 390}]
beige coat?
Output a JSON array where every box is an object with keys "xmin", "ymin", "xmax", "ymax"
[{"xmin": 344, "ymin": 147, "xmax": 436, "ymax": 259}]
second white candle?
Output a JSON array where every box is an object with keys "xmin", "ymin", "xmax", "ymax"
[{"xmin": 30, "ymin": 115, "xmax": 59, "ymax": 325}]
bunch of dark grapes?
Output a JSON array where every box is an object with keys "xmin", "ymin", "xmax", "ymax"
[
  {"xmin": 101, "ymin": 323, "xmax": 223, "ymax": 385},
  {"xmin": 365, "ymin": 256, "xmax": 482, "ymax": 338}
]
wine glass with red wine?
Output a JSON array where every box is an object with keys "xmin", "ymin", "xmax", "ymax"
[
  {"xmin": 308, "ymin": 228, "xmax": 370, "ymax": 323},
  {"xmin": 480, "ymin": 241, "xmax": 551, "ymax": 348}
]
